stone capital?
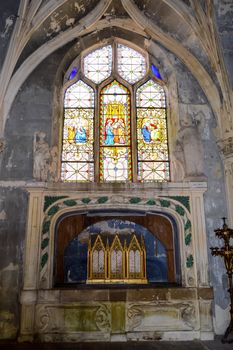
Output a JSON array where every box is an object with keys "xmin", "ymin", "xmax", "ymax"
[
  {"xmin": 0, "ymin": 138, "xmax": 5, "ymax": 153},
  {"xmin": 20, "ymin": 290, "xmax": 38, "ymax": 304},
  {"xmin": 217, "ymin": 136, "xmax": 233, "ymax": 157}
]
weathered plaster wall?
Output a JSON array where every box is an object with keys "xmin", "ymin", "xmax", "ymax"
[
  {"xmin": 0, "ymin": 51, "xmax": 64, "ymax": 181},
  {"xmin": 0, "ymin": 1, "xmax": 19, "ymax": 68},
  {"xmin": 0, "ymin": 187, "xmax": 27, "ymax": 339},
  {"xmin": 173, "ymin": 57, "xmax": 228, "ymax": 332},
  {"xmin": 0, "ymin": 51, "xmax": 62, "ymax": 339},
  {"xmin": 215, "ymin": 0, "xmax": 233, "ymax": 87}
]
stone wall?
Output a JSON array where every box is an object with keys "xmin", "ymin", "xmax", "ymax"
[
  {"xmin": 215, "ymin": 0, "xmax": 233, "ymax": 87},
  {"xmin": 0, "ymin": 52, "xmax": 59, "ymax": 339},
  {"xmin": 0, "ymin": 187, "xmax": 27, "ymax": 339},
  {"xmin": 19, "ymin": 186, "xmax": 212, "ymax": 341}
]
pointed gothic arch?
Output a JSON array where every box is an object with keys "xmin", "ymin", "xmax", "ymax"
[{"xmin": 61, "ymin": 40, "xmax": 170, "ymax": 182}]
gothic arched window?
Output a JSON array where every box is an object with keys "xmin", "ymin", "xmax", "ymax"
[{"xmin": 61, "ymin": 41, "xmax": 169, "ymax": 182}]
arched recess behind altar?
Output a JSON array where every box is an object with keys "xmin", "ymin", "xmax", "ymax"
[{"xmin": 54, "ymin": 210, "xmax": 180, "ymax": 286}]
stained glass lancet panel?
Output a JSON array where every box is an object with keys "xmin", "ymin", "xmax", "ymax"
[
  {"xmin": 100, "ymin": 80, "xmax": 132, "ymax": 182},
  {"xmin": 117, "ymin": 44, "xmax": 146, "ymax": 84},
  {"xmin": 61, "ymin": 80, "xmax": 94, "ymax": 182},
  {"xmin": 84, "ymin": 45, "xmax": 112, "ymax": 84},
  {"xmin": 136, "ymin": 80, "xmax": 170, "ymax": 182}
]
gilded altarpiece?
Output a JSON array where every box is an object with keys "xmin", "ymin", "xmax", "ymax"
[{"xmin": 87, "ymin": 234, "xmax": 147, "ymax": 284}]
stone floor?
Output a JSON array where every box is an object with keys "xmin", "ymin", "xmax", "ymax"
[{"xmin": 0, "ymin": 339, "xmax": 233, "ymax": 350}]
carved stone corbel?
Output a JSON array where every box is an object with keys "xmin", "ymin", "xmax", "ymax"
[
  {"xmin": 217, "ymin": 136, "xmax": 233, "ymax": 226},
  {"xmin": 0, "ymin": 138, "xmax": 5, "ymax": 153},
  {"xmin": 217, "ymin": 137, "xmax": 233, "ymax": 158}
]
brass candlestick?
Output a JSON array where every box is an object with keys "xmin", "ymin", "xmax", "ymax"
[{"xmin": 210, "ymin": 217, "xmax": 233, "ymax": 343}]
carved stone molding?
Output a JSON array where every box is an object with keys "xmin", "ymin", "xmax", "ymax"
[
  {"xmin": 127, "ymin": 305, "xmax": 144, "ymax": 330},
  {"xmin": 0, "ymin": 138, "xmax": 5, "ymax": 153},
  {"xmin": 181, "ymin": 304, "xmax": 196, "ymax": 329},
  {"xmin": 126, "ymin": 302, "xmax": 198, "ymax": 332},
  {"xmin": 95, "ymin": 304, "xmax": 111, "ymax": 331},
  {"xmin": 217, "ymin": 137, "xmax": 233, "ymax": 157},
  {"xmin": 35, "ymin": 303, "xmax": 111, "ymax": 333}
]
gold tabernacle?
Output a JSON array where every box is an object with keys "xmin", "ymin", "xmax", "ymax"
[{"xmin": 87, "ymin": 233, "xmax": 147, "ymax": 284}]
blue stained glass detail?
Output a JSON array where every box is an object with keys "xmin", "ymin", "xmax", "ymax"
[
  {"xmin": 68, "ymin": 67, "xmax": 78, "ymax": 80},
  {"xmin": 152, "ymin": 64, "xmax": 162, "ymax": 80}
]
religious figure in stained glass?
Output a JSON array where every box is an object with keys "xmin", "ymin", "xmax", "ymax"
[
  {"xmin": 136, "ymin": 79, "xmax": 169, "ymax": 181},
  {"xmin": 140, "ymin": 118, "xmax": 163, "ymax": 144},
  {"xmin": 74, "ymin": 123, "xmax": 87, "ymax": 144},
  {"xmin": 67, "ymin": 126, "xmax": 75, "ymax": 143},
  {"xmin": 61, "ymin": 80, "xmax": 94, "ymax": 182},
  {"xmin": 100, "ymin": 80, "xmax": 131, "ymax": 182},
  {"xmin": 104, "ymin": 119, "xmax": 114, "ymax": 145},
  {"xmin": 104, "ymin": 118, "xmax": 126, "ymax": 145},
  {"xmin": 141, "ymin": 120, "xmax": 152, "ymax": 143},
  {"xmin": 118, "ymin": 119, "xmax": 125, "ymax": 144}
]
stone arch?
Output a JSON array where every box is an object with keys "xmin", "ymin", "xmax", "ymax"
[
  {"xmin": 39, "ymin": 194, "xmax": 194, "ymax": 289},
  {"xmin": 53, "ymin": 210, "xmax": 180, "ymax": 285},
  {"xmin": 0, "ymin": 0, "xmax": 112, "ymax": 135},
  {"xmin": 50, "ymin": 31, "xmax": 181, "ymax": 182},
  {"xmin": 1, "ymin": 0, "xmax": 221, "ymax": 138}
]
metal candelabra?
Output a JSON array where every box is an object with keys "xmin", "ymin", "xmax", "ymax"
[{"xmin": 210, "ymin": 217, "xmax": 233, "ymax": 343}]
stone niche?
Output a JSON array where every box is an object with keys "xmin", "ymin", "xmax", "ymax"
[
  {"xmin": 19, "ymin": 183, "xmax": 213, "ymax": 342},
  {"xmin": 56, "ymin": 214, "xmax": 177, "ymax": 285}
]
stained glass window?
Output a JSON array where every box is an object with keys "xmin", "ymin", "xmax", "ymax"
[
  {"xmin": 136, "ymin": 79, "xmax": 169, "ymax": 182},
  {"xmin": 84, "ymin": 45, "xmax": 112, "ymax": 84},
  {"xmin": 99, "ymin": 80, "xmax": 132, "ymax": 182},
  {"xmin": 62, "ymin": 41, "xmax": 170, "ymax": 183},
  {"xmin": 151, "ymin": 63, "xmax": 162, "ymax": 80},
  {"xmin": 68, "ymin": 67, "xmax": 78, "ymax": 80},
  {"xmin": 61, "ymin": 80, "xmax": 94, "ymax": 181},
  {"xmin": 117, "ymin": 44, "xmax": 146, "ymax": 84}
]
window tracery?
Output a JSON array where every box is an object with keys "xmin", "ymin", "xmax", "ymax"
[
  {"xmin": 84, "ymin": 45, "xmax": 112, "ymax": 84},
  {"xmin": 117, "ymin": 44, "xmax": 146, "ymax": 83},
  {"xmin": 62, "ymin": 41, "xmax": 170, "ymax": 183}
]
